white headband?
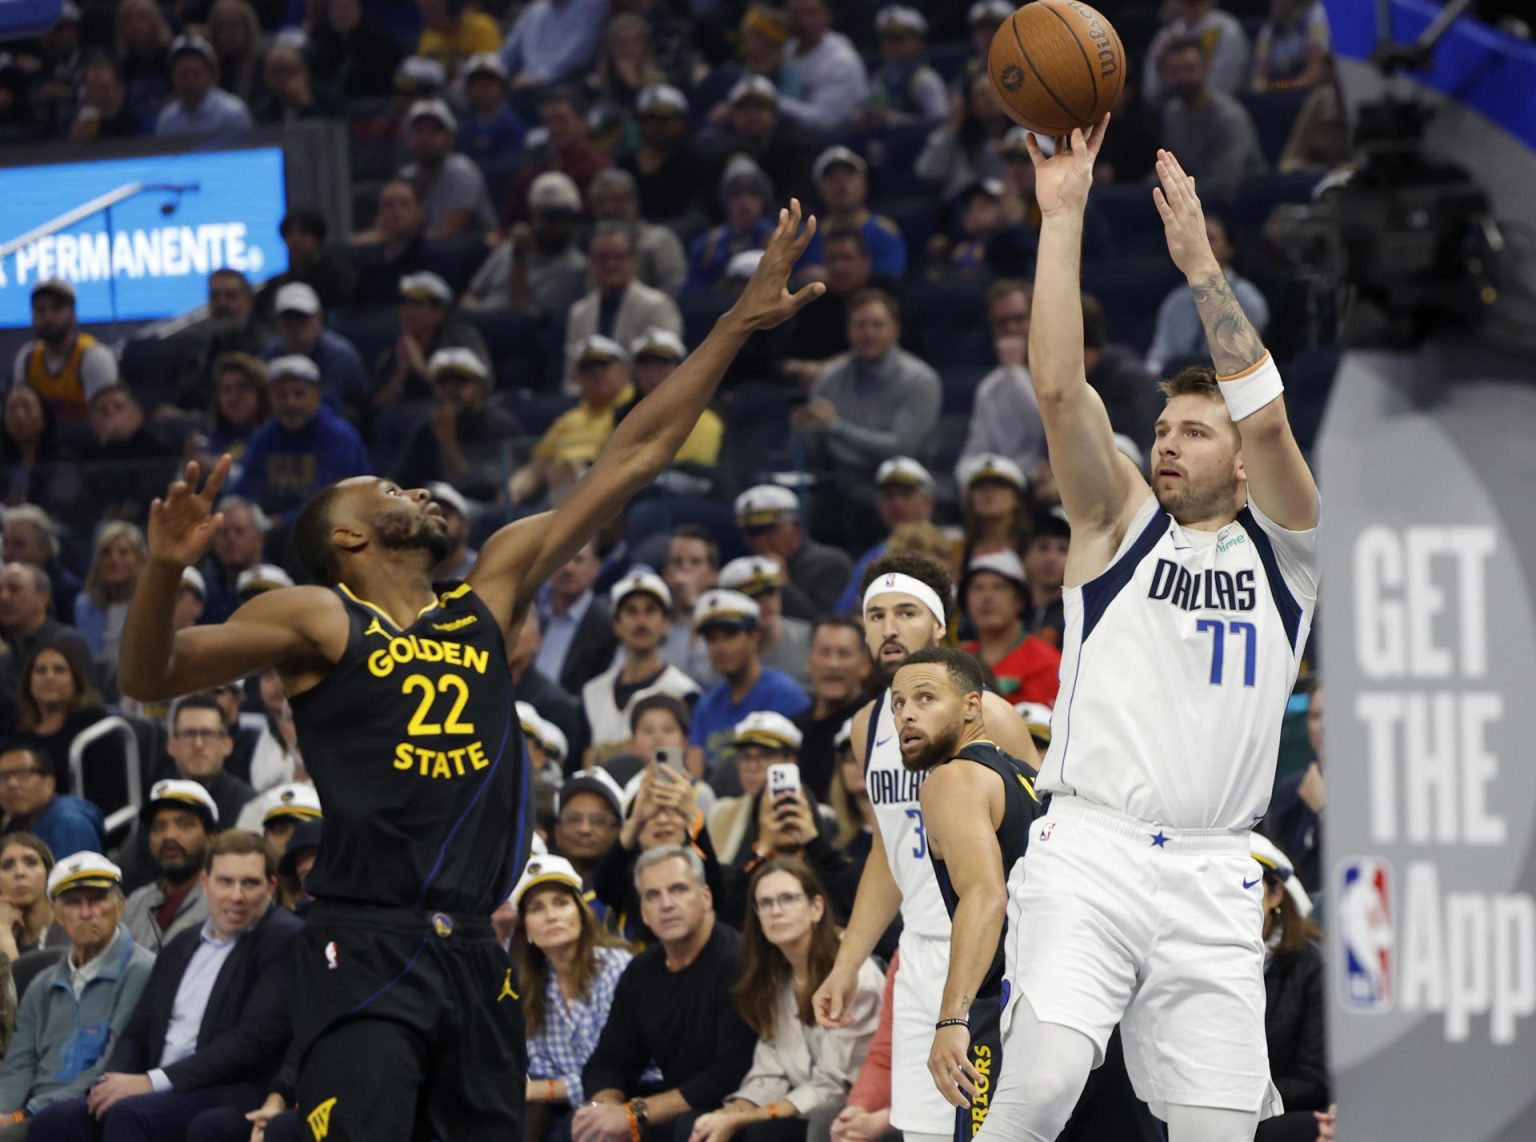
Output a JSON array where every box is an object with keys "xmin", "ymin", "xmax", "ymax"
[{"xmin": 862, "ymin": 573, "xmax": 946, "ymax": 626}]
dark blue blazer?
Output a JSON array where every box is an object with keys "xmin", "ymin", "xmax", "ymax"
[{"xmin": 108, "ymin": 904, "xmax": 302, "ymax": 1091}]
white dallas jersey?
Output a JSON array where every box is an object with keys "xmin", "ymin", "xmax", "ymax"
[
  {"xmin": 1039, "ymin": 493, "xmax": 1319, "ymax": 830},
  {"xmin": 865, "ymin": 689, "xmax": 950, "ymax": 939}
]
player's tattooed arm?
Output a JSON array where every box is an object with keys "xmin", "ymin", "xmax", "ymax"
[{"xmin": 1187, "ymin": 271, "xmax": 1267, "ymax": 377}]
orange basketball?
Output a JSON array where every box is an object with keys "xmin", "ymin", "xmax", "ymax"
[{"xmin": 987, "ymin": 0, "xmax": 1126, "ymax": 136}]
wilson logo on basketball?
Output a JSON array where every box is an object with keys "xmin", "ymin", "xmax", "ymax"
[
  {"xmin": 1000, "ymin": 63, "xmax": 1025, "ymax": 91},
  {"xmin": 1064, "ymin": 0, "xmax": 1120, "ymax": 77}
]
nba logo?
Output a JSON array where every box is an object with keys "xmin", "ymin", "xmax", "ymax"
[{"xmin": 1337, "ymin": 857, "xmax": 1394, "ymax": 1010}]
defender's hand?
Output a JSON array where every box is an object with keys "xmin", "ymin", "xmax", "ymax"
[
  {"xmin": 147, "ymin": 456, "xmax": 231, "ymax": 568},
  {"xmin": 726, "ymin": 199, "xmax": 825, "ymax": 333}
]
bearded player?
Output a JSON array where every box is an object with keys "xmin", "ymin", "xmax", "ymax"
[
  {"xmin": 116, "ymin": 203, "xmax": 823, "ymax": 1142},
  {"xmin": 976, "ymin": 123, "xmax": 1321, "ymax": 1142},
  {"xmin": 813, "ymin": 553, "xmax": 1037, "ymax": 1142}
]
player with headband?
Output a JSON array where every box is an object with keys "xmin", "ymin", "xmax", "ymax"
[{"xmin": 812, "ymin": 553, "xmax": 1038, "ymax": 1142}]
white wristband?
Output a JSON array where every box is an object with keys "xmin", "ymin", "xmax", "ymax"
[{"xmin": 1217, "ymin": 353, "xmax": 1284, "ymax": 422}]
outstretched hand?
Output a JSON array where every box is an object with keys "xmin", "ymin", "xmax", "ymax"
[
  {"xmin": 1152, "ymin": 148, "xmax": 1220, "ymax": 280},
  {"xmin": 727, "ymin": 198, "xmax": 825, "ymax": 332},
  {"xmin": 147, "ymin": 455, "xmax": 232, "ymax": 568},
  {"xmin": 1025, "ymin": 114, "xmax": 1109, "ymax": 218}
]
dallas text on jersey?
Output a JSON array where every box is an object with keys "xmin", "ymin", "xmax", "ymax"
[{"xmin": 1147, "ymin": 561, "xmax": 1257, "ymax": 613}]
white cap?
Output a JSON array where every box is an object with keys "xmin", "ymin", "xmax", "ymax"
[
  {"xmin": 1252, "ymin": 833, "xmax": 1314, "ymax": 917},
  {"xmin": 693, "ymin": 588, "xmax": 761, "ymax": 631},
  {"xmin": 1013, "ymin": 700, "xmax": 1053, "ymax": 744},
  {"xmin": 459, "ymin": 51, "xmax": 508, "ymax": 82},
  {"xmin": 735, "ymin": 483, "xmax": 799, "ymax": 527},
  {"xmin": 974, "ymin": 177, "xmax": 1005, "ymax": 199},
  {"xmin": 529, "ymin": 170, "xmax": 582, "ymax": 214},
  {"xmin": 428, "ymin": 347, "xmax": 488, "ymax": 383},
  {"xmin": 274, "ymin": 281, "xmax": 321, "ymax": 316},
  {"xmin": 511, "ymin": 853, "xmax": 583, "ymax": 910},
  {"xmin": 265, "ymin": 355, "xmax": 321, "ymax": 385},
  {"xmin": 399, "ymin": 271, "xmax": 453, "ymax": 305},
  {"xmin": 237, "ymin": 562, "xmax": 295, "ymax": 595},
  {"xmin": 610, "ymin": 569, "xmax": 671, "ymax": 611},
  {"xmin": 967, "ymin": 548, "xmax": 1028, "ymax": 589},
  {"xmin": 141, "ymin": 778, "xmax": 220, "ymax": 827},
  {"xmin": 59, "ymin": 1, "xmax": 83, "ymax": 21},
  {"xmin": 875, "ymin": 456, "xmax": 934, "ymax": 493},
  {"xmin": 179, "ymin": 566, "xmax": 206, "ymax": 597},
  {"xmin": 729, "ymin": 74, "xmax": 778, "ymax": 106},
  {"xmin": 47, "ymin": 852, "xmax": 123, "ymax": 900},
  {"xmin": 637, "ymin": 83, "xmax": 689, "ymax": 117},
  {"xmin": 516, "ymin": 702, "xmax": 568, "ymax": 762},
  {"xmin": 427, "ymin": 481, "xmax": 470, "ymax": 518},
  {"xmin": 968, "ymin": 0, "xmax": 1013, "ymax": 25},
  {"xmin": 726, "ymin": 249, "xmax": 764, "ymax": 279},
  {"xmin": 813, "ymin": 144, "xmax": 867, "ymax": 183},
  {"xmin": 833, "ymin": 718, "xmax": 853, "ymax": 751},
  {"xmin": 875, "ymin": 4, "xmax": 928, "ymax": 35},
  {"xmin": 31, "ymin": 277, "xmax": 75, "ymax": 301},
  {"xmin": 170, "ymin": 33, "xmax": 217, "ymax": 68},
  {"xmin": 630, "ymin": 327, "xmax": 686, "ymax": 361},
  {"xmin": 573, "ymin": 334, "xmax": 629, "ymax": 367},
  {"xmin": 407, "ymin": 97, "xmax": 457, "ymax": 133},
  {"xmin": 719, "ymin": 555, "xmax": 785, "ymax": 596},
  {"xmin": 733, "ymin": 710, "xmax": 803, "ymax": 752},
  {"xmin": 958, "ymin": 452, "xmax": 1025, "ymax": 492},
  {"xmin": 261, "ymin": 781, "xmax": 323, "ymax": 825},
  {"xmin": 395, "ymin": 55, "xmax": 446, "ymax": 91}
]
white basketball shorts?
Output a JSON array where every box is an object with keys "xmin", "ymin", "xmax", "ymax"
[{"xmin": 889, "ymin": 929, "xmax": 956, "ymax": 1136}]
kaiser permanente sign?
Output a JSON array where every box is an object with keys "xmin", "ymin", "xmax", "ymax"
[{"xmin": 0, "ymin": 147, "xmax": 287, "ymax": 328}]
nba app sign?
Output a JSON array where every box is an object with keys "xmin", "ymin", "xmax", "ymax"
[
  {"xmin": 0, "ymin": 148, "xmax": 288, "ymax": 328},
  {"xmin": 1321, "ymin": 347, "xmax": 1536, "ymax": 1140}
]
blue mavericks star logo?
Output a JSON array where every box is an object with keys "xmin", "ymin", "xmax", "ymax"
[{"xmin": 1150, "ymin": 831, "xmax": 1169, "ymax": 848}]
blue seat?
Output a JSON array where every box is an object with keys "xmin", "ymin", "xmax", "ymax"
[
  {"xmin": 1094, "ymin": 183, "xmax": 1166, "ymax": 256},
  {"xmin": 506, "ymin": 390, "xmax": 577, "ymax": 437},
  {"xmin": 119, "ymin": 334, "xmax": 193, "ymax": 410},
  {"xmin": 1276, "ymin": 345, "xmax": 1340, "ymax": 454},
  {"xmin": 1231, "ymin": 171, "xmax": 1324, "ymax": 234},
  {"xmin": 420, "ymin": 239, "xmax": 493, "ymax": 294},
  {"xmin": 874, "ymin": 196, "xmax": 941, "ymax": 270},
  {"xmin": 1081, "ymin": 257, "xmax": 1185, "ymax": 354},
  {"xmin": 1241, "ymin": 88, "xmax": 1314, "ymax": 168},
  {"xmin": 330, "ymin": 305, "xmax": 398, "ymax": 371}
]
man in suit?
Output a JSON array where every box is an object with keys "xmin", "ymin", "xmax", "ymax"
[
  {"xmin": 563, "ymin": 223, "xmax": 682, "ymax": 391},
  {"xmin": 533, "ymin": 541, "xmax": 618, "ymax": 696},
  {"xmin": 30, "ymin": 831, "xmax": 302, "ymax": 1142}
]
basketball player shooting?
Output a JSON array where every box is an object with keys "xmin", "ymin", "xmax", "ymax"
[
  {"xmin": 973, "ymin": 121, "xmax": 1321, "ymax": 1142},
  {"xmin": 116, "ymin": 202, "xmax": 823, "ymax": 1142}
]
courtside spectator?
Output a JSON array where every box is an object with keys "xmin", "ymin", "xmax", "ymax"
[
  {"xmin": 734, "ymin": 486, "xmax": 851, "ymax": 622},
  {"xmin": 500, "ymin": 0, "xmax": 609, "ymax": 90},
  {"xmin": 590, "ymin": 169, "xmax": 688, "ymax": 298},
  {"xmin": 9, "ymin": 279, "xmax": 116, "ymax": 424},
  {"xmin": 800, "ymin": 148, "xmax": 907, "ymax": 278},
  {"xmin": 564, "ymin": 226, "xmax": 683, "ymax": 387},
  {"xmin": 0, "ymin": 834, "xmax": 68, "ymax": 957},
  {"xmin": 206, "ymin": 1, "xmax": 263, "ymax": 108},
  {"xmin": 552, "ymin": 771, "xmax": 625, "ymax": 887},
  {"xmin": 155, "ymin": 34, "xmax": 253, "ymax": 136},
  {"xmin": 0, "ymin": 744, "xmax": 103, "ymax": 861},
  {"xmin": 915, "ymin": 71, "xmax": 1011, "ymax": 203},
  {"xmin": 374, "ymin": 272, "xmax": 490, "ymax": 413},
  {"xmin": 174, "ymin": 270, "xmax": 265, "ymax": 413},
  {"xmin": 457, "ymin": 52, "xmax": 526, "ymax": 163},
  {"xmin": 720, "ymin": 556, "xmax": 811, "ymax": 687},
  {"xmin": 828, "ymin": 951, "xmax": 898, "ymax": 1142},
  {"xmin": 702, "ymin": 77, "xmax": 816, "ymax": 216},
  {"xmin": 464, "ymin": 171, "xmax": 589, "ymax": 315},
  {"xmin": 826, "ymin": 723, "xmax": 874, "ymax": 862},
  {"xmin": 123, "ymin": 780, "xmax": 217, "ymax": 952},
  {"xmin": 1145, "ymin": 0, "xmax": 1251, "ymax": 102},
  {"xmin": 1264, "ymin": 679, "xmax": 1326, "ymax": 896},
  {"xmin": 254, "ymin": 40, "xmax": 339, "ymax": 125},
  {"xmin": 504, "ymin": 87, "xmax": 614, "ymax": 223},
  {"xmin": 706, "ymin": 712, "xmax": 803, "ymax": 864},
  {"xmin": 794, "ymin": 617, "xmax": 872, "ymax": 800},
  {"xmin": 188, "ymin": 355, "xmax": 269, "ymax": 481},
  {"xmin": 960, "ymin": 549, "xmax": 1062, "ymax": 705},
  {"xmin": 115, "ymin": 0, "xmax": 171, "ymax": 129},
  {"xmin": 12, "ymin": 643, "xmax": 111, "ymax": 799},
  {"xmin": 1157, "ymin": 38, "xmax": 1267, "ymax": 203},
  {"xmin": 79, "ymin": 385, "xmax": 178, "ymax": 525},
  {"xmin": 425, "ymin": 483, "xmax": 477, "ymax": 579},
  {"xmin": 1146, "ymin": 214, "xmax": 1269, "ymax": 373},
  {"xmin": 837, "ymin": 458, "xmax": 937, "ymax": 613},
  {"xmin": 507, "ymin": 611, "xmax": 591, "ymax": 769},
  {"xmin": 398, "ymin": 98, "xmax": 497, "ymax": 239}
]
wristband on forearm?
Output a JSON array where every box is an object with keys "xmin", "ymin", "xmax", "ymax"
[{"xmin": 1217, "ymin": 354, "xmax": 1284, "ymax": 422}]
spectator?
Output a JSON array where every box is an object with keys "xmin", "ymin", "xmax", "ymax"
[
  {"xmin": 21, "ymin": 1, "xmax": 82, "ymax": 138},
  {"xmin": 78, "ymin": 385, "xmax": 178, "ymax": 525},
  {"xmin": 928, "ymin": 178, "xmax": 1009, "ymax": 278},
  {"xmin": 1252, "ymin": 0, "xmax": 1332, "ymax": 91},
  {"xmin": 955, "ymin": 280, "xmax": 1045, "ymax": 487},
  {"xmin": 248, "ymin": 783, "xmax": 322, "ymax": 856},
  {"xmin": 166, "ymin": 694, "xmax": 256, "ymax": 829},
  {"xmin": 703, "ymin": 78, "xmax": 815, "ymax": 217},
  {"xmin": 30, "ymin": 831, "xmax": 302, "ymax": 1141},
  {"xmin": 510, "ymin": 336, "xmax": 634, "ymax": 507},
  {"xmin": 535, "ymin": 541, "xmax": 620, "ymax": 696},
  {"xmin": 399, "ymin": 98, "xmax": 498, "ymax": 239},
  {"xmin": 504, "ymin": 87, "xmax": 615, "ymax": 224},
  {"xmin": 552, "ymin": 771, "xmax": 625, "ymax": 885},
  {"xmin": 260, "ymin": 283, "xmax": 370, "ymax": 414},
  {"xmin": 122, "ymin": 780, "xmax": 216, "ymax": 953},
  {"xmin": 464, "ymin": 171, "xmax": 589, "ymax": 315},
  {"xmin": 719, "ymin": 556, "xmax": 811, "ymax": 688},
  {"xmin": 594, "ymin": 761, "xmax": 720, "ymax": 933},
  {"xmin": 196, "ymin": 497, "xmax": 268, "ymax": 625},
  {"xmin": 959, "ymin": 550, "xmax": 1062, "ymax": 705},
  {"xmin": 962, "ymin": 0, "xmax": 1012, "ymax": 79},
  {"xmin": 2, "ymin": 506, "xmax": 79, "ymax": 626},
  {"xmin": 1264, "ymin": 679, "xmax": 1325, "ymax": 896},
  {"xmin": 500, "ymin": 0, "xmax": 609, "ymax": 90},
  {"xmin": 955, "ymin": 453, "xmax": 1028, "ymax": 570},
  {"xmin": 274, "ymin": 817, "xmax": 321, "ymax": 912},
  {"xmin": 114, "ymin": 0, "xmax": 171, "ymax": 129},
  {"xmin": 416, "ymin": 0, "xmax": 503, "ymax": 74},
  {"xmin": 0, "ymin": 853, "xmax": 154, "ymax": 1128},
  {"xmin": 687, "ymin": 590, "xmax": 810, "ymax": 779},
  {"xmin": 689, "ymin": 160, "xmax": 777, "ymax": 292},
  {"xmin": 1080, "ymin": 293, "xmax": 1161, "ymax": 448},
  {"xmin": 692, "ymin": 859, "xmax": 883, "ymax": 1140},
  {"xmin": 800, "ymin": 148, "xmax": 907, "ymax": 279},
  {"xmin": 0, "ymin": 568, "xmax": 93, "ymax": 698},
  {"xmin": 782, "ymin": 226, "xmax": 897, "ymax": 388},
  {"xmin": 1145, "ymin": 213, "xmax": 1269, "ymax": 373},
  {"xmin": 256, "ymin": 210, "xmax": 356, "ymax": 327},
  {"xmin": 590, "ymin": 169, "xmax": 688, "ymax": 298},
  {"xmin": 1144, "ymin": 0, "xmax": 1251, "ymax": 102},
  {"xmin": 156, "ymin": 34, "xmax": 254, "ymax": 136},
  {"xmin": 827, "ymin": 949, "xmax": 897, "ymax": 1142},
  {"xmin": 427, "ymin": 483, "xmax": 477, "ymax": 579},
  {"xmin": 863, "ymin": 5, "xmax": 947, "ymax": 130},
  {"xmin": 777, "ymin": 0, "xmax": 868, "ymax": 134},
  {"xmin": 576, "ymin": 845, "xmax": 757, "ymax": 1142},
  {"xmin": 836, "ymin": 458, "xmax": 937, "ymax": 614},
  {"xmin": 583, "ymin": 572, "xmax": 701, "ymax": 763},
  {"xmin": 229, "ymin": 356, "xmax": 370, "ymax": 525},
  {"xmin": 795, "ymin": 292, "xmax": 941, "ymax": 551},
  {"xmin": 349, "ymin": 180, "xmax": 432, "ymax": 305},
  {"xmin": 733, "ymin": 486, "xmax": 851, "ymax": 622},
  {"xmin": 826, "ymin": 722, "xmax": 874, "ymax": 861},
  {"xmin": 915, "ymin": 71, "xmax": 1010, "ymax": 204},
  {"xmin": 309, "ymin": 0, "xmax": 402, "ymax": 98},
  {"xmin": 12, "ymin": 643, "xmax": 109, "ymax": 797},
  {"xmin": 564, "ymin": 226, "xmax": 684, "ymax": 387},
  {"xmin": 0, "ymin": 833, "xmax": 68, "ymax": 959},
  {"xmin": 0, "ymin": 747, "xmax": 102, "ymax": 862},
  {"xmin": 620, "ymin": 84, "xmax": 702, "ymax": 224},
  {"xmin": 373, "ymin": 272, "xmax": 490, "ymax": 412},
  {"xmin": 72, "ymin": 522, "xmax": 146, "ymax": 666},
  {"xmin": 615, "ymin": 329, "xmax": 723, "ymax": 471},
  {"xmin": 2, "ymin": 383, "xmax": 78, "ymax": 532},
  {"xmin": 1021, "ymin": 511, "xmax": 1070, "ymax": 648},
  {"xmin": 512, "ymin": 854, "xmax": 635, "ymax": 1131},
  {"xmin": 1158, "ymin": 39, "xmax": 1267, "ymax": 203},
  {"xmin": 9, "ymin": 279, "xmax": 116, "ymax": 425},
  {"xmin": 391, "ymin": 350, "xmax": 518, "ymax": 503},
  {"xmin": 706, "ymin": 712, "xmax": 802, "ymax": 862},
  {"xmin": 793, "ymin": 617, "xmax": 869, "ymax": 801},
  {"xmin": 67, "ymin": 55, "xmax": 142, "ymax": 140},
  {"xmin": 174, "ymin": 270, "xmax": 266, "ymax": 414},
  {"xmin": 189, "ymin": 354, "xmax": 269, "ymax": 485},
  {"xmin": 588, "ymin": 11, "xmax": 667, "ymax": 115},
  {"xmin": 207, "ymin": 0, "xmax": 264, "ymax": 108},
  {"xmin": 507, "ymin": 611, "xmax": 591, "ymax": 769},
  {"xmin": 661, "ymin": 526, "xmax": 721, "ymax": 686},
  {"xmin": 171, "ymin": 568, "xmax": 205, "ymax": 633},
  {"xmin": 599, "ymin": 693, "xmax": 694, "ymax": 790},
  {"xmin": 253, "ymin": 42, "xmax": 339, "ymax": 127},
  {"xmin": 457, "ymin": 52, "xmax": 527, "ymax": 163}
]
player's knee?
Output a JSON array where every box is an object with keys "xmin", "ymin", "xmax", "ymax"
[{"xmin": 1012, "ymin": 1062, "xmax": 1086, "ymax": 1130}]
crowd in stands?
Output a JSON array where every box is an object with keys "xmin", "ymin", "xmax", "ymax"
[{"xmin": 0, "ymin": 0, "xmax": 1343, "ymax": 1136}]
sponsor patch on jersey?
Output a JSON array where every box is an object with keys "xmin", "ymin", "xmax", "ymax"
[
  {"xmin": 432, "ymin": 614, "xmax": 477, "ymax": 632},
  {"xmin": 1338, "ymin": 856, "xmax": 1394, "ymax": 1010}
]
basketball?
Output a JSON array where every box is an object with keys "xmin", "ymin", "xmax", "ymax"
[{"xmin": 987, "ymin": 0, "xmax": 1126, "ymax": 136}]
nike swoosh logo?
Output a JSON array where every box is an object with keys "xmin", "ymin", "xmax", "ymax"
[
  {"xmin": 1242, "ymin": 878, "xmax": 1262, "ymax": 889},
  {"xmin": 875, "ymin": 736, "xmax": 893, "ymax": 747}
]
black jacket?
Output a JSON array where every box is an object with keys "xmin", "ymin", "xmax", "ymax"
[
  {"xmin": 1264, "ymin": 941, "xmax": 1329, "ymax": 1112},
  {"xmin": 555, "ymin": 601, "xmax": 619, "ymax": 697},
  {"xmin": 109, "ymin": 905, "xmax": 302, "ymax": 1092}
]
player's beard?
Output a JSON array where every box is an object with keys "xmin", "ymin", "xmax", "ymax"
[
  {"xmin": 371, "ymin": 510, "xmax": 452, "ymax": 562},
  {"xmin": 900, "ymin": 722, "xmax": 962, "ymax": 773},
  {"xmin": 1154, "ymin": 470, "xmax": 1238, "ymax": 525}
]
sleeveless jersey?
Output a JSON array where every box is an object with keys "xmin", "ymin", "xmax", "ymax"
[
  {"xmin": 290, "ymin": 581, "xmax": 530, "ymax": 914},
  {"xmin": 930, "ymin": 740, "xmax": 1043, "ymax": 991},
  {"xmin": 26, "ymin": 332, "xmax": 100, "ymax": 421},
  {"xmin": 864, "ymin": 689, "xmax": 950, "ymax": 939},
  {"xmin": 1039, "ymin": 493, "xmax": 1319, "ymax": 830}
]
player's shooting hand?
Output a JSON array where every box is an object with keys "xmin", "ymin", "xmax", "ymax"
[
  {"xmin": 726, "ymin": 199, "xmax": 825, "ymax": 333},
  {"xmin": 1152, "ymin": 149, "xmax": 1220, "ymax": 280},
  {"xmin": 148, "ymin": 456, "xmax": 231, "ymax": 568},
  {"xmin": 812, "ymin": 963, "xmax": 859, "ymax": 1028},
  {"xmin": 1024, "ymin": 114, "xmax": 1109, "ymax": 219},
  {"xmin": 928, "ymin": 1023, "xmax": 981, "ymax": 1108}
]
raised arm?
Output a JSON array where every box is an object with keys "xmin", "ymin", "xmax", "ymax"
[
  {"xmin": 1153, "ymin": 150, "xmax": 1318, "ymax": 530},
  {"xmin": 469, "ymin": 202, "xmax": 824, "ymax": 631},
  {"xmin": 1024, "ymin": 120, "xmax": 1149, "ymax": 540}
]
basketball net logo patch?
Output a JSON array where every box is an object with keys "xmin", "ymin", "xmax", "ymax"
[{"xmin": 307, "ymin": 1096, "xmax": 338, "ymax": 1140}]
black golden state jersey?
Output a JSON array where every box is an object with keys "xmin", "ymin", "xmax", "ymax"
[
  {"xmin": 930, "ymin": 740, "xmax": 1042, "ymax": 991},
  {"xmin": 290, "ymin": 581, "xmax": 530, "ymax": 914}
]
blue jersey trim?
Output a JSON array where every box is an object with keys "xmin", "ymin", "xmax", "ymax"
[
  {"xmin": 863, "ymin": 691, "xmax": 885, "ymax": 781},
  {"xmin": 350, "ymin": 936, "xmax": 428, "ymax": 1015},
  {"xmin": 1079, "ymin": 506, "xmax": 1169, "ymax": 642},
  {"xmin": 1237, "ymin": 507, "xmax": 1303, "ymax": 650}
]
